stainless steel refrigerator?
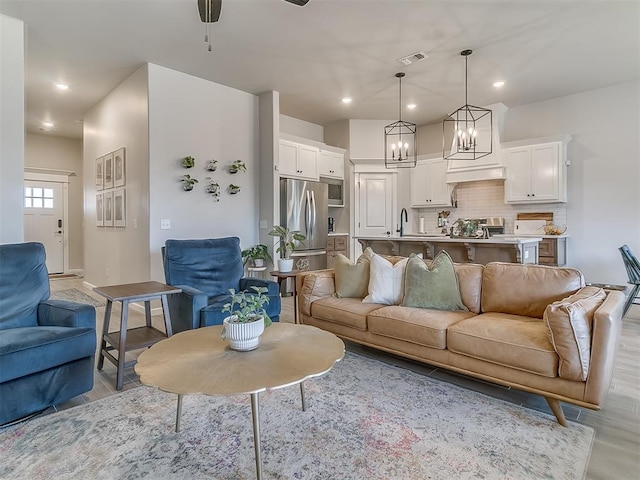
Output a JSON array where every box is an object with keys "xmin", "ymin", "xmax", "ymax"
[{"xmin": 280, "ymin": 178, "xmax": 328, "ymax": 273}]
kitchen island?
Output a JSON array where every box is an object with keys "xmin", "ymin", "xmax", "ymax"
[{"xmin": 355, "ymin": 235, "xmax": 541, "ymax": 264}]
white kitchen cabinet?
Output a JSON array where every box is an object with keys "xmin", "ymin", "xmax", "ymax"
[
  {"xmin": 318, "ymin": 150, "xmax": 344, "ymax": 179},
  {"xmin": 278, "ymin": 139, "xmax": 319, "ymax": 180},
  {"xmin": 504, "ymin": 141, "xmax": 567, "ymax": 204},
  {"xmin": 410, "ymin": 158, "xmax": 452, "ymax": 207}
]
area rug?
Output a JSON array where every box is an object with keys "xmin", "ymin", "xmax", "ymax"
[
  {"xmin": 0, "ymin": 352, "xmax": 593, "ymax": 480},
  {"xmin": 49, "ymin": 288, "xmax": 105, "ymax": 307}
]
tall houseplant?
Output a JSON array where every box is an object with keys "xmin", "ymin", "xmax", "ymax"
[
  {"xmin": 268, "ymin": 225, "xmax": 306, "ymax": 272},
  {"xmin": 221, "ymin": 286, "xmax": 272, "ymax": 351}
]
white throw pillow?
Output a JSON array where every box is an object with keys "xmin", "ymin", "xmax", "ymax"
[{"xmin": 362, "ymin": 254, "xmax": 410, "ymax": 305}]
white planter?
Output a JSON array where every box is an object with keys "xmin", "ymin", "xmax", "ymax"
[
  {"xmin": 278, "ymin": 258, "xmax": 294, "ymax": 272},
  {"xmin": 223, "ymin": 315, "xmax": 265, "ymax": 351},
  {"xmin": 253, "ymin": 259, "xmax": 264, "ymax": 267}
]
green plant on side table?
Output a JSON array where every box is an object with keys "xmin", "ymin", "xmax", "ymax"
[
  {"xmin": 268, "ymin": 225, "xmax": 306, "ymax": 273},
  {"xmin": 221, "ymin": 286, "xmax": 272, "ymax": 351},
  {"xmin": 241, "ymin": 244, "xmax": 273, "ymax": 268}
]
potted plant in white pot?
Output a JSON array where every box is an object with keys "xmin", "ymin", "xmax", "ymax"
[
  {"xmin": 241, "ymin": 244, "xmax": 273, "ymax": 268},
  {"xmin": 221, "ymin": 286, "xmax": 272, "ymax": 351},
  {"xmin": 268, "ymin": 225, "xmax": 306, "ymax": 273}
]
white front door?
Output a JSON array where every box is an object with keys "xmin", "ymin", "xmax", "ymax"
[
  {"xmin": 24, "ymin": 181, "xmax": 65, "ymax": 273},
  {"xmin": 356, "ymin": 173, "xmax": 396, "ymax": 237}
]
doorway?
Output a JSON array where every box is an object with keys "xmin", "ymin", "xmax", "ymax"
[
  {"xmin": 354, "ymin": 171, "xmax": 397, "ymax": 256},
  {"xmin": 23, "ymin": 171, "xmax": 71, "ymax": 274}
]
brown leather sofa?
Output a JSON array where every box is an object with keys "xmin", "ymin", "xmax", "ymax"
[{"xmin": 297, "ymin": 261, "xmax": 625, "ymax": 425}]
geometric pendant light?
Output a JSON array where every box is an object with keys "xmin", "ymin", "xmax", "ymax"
[
  {"xmin": 442, "ymin": 50, "xmax": 492, "ymax": 161},
  {"xmin": 385, "ymin": 72, "xmax": 417, "ymax": 168}
]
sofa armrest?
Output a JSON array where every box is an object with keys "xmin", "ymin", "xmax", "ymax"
[
  {"xmin": 37, "ymin": 300, "xmax": 96, "ymax": 329},
  {"xmin": 239, "ymin": 277, "xmax": 280, "ymax": 297},
  {"xmin": 298, "ymin": 270, "xmax": 336, "ymax": 317},
  {"xmin": 166, "ymin": 285, "xmax": 208, "ymax": 333},
  {"xmin": 584, "ymin": 289, "xmax": 625, "ymax": 405}
]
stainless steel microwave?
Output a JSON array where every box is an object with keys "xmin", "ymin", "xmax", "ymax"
[{"xmin": 321, "ymin": 177, "xmax": 344, "ymax": 207}]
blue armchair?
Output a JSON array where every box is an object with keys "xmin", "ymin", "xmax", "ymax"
[
  {"xmin": 0, "ymin": 242, "xmax": 96, "ymax": 425},
  {"xmin": 162, "ymin": 237, "xmax": 281, "ymax": 333}
]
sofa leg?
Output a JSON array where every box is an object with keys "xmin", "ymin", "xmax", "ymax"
[{"xmin": 545, "ymin": 397, "xmax": 568, "ymax": 427}]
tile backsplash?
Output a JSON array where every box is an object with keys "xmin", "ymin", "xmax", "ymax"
[{"xmin": 416, "ymin": 180, "xmax": 567, "ymax": 234}]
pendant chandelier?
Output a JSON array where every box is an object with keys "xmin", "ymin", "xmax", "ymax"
[
  {"xmin": 385, "ymin": 73, "xmax": 417, "ymax": 169},
  {"xmin": 443, "ymin": 50, "xmax": 492, "ymax": 161}
]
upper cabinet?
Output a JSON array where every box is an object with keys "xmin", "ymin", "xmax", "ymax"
[
  {"xmin": 503, "ymin": 137, "xmax": 569, "ymax": 204},
  {"xmin": 278, "ymin": 139, "xmax": 319, "ymax": 181},
  {"xmin": 318, "ymin": 150, "xmax": 344, "ymax": 179},
  {"xmin": 410, "ymin": 158, "xmax": 452, "ymax": 208}
]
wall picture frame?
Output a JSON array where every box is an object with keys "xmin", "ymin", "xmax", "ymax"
[
  {"xmin": 103, "ymin": 191, "xmax": 114, "ymax": 227},
  {"xmin": 113, "ymin": 188, "xmax": 126, "ymax": 227},
  {"xmin": 96, "ymin": 157, "xmax": 104, "ymax": 191},
  {"xmin": 114, "ymin": 147, "xmax": 126, "ymax": 187},
  {"xmin": 96, "ymin": 193, "xmax": 104, "ymax": 227},
  {"xmin": 104, "ymin": 153, "xmax": 114, "ymax": 189}
]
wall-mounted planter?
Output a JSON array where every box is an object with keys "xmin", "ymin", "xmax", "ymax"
[
  {"xmin": 228, "ymin": 184, "xmax": 241, "ymax": 195},
  {"xmin": 206, "ymin": 160, "xmax": 218, "ymax": 171},
  {"xmin": 206, "ymin": 177, "xmax": 221, "ymax": 201},
  {"xmin": 182, "ymin": 156, "xmax": 195, "ymax": 169},
  {"xmin": 181, "ymin": 174, "xmax": 198, "ymax": 191},
  {"xmin": 229, "ymin": 160, "xmax": 247, "ymax": 174}
]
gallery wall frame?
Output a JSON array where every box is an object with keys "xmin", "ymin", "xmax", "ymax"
[
  {"xmin": 103, "ymin": 191, "xmax": 114, "ymax": 227},
  {"xmin": 113, "ymin": 188, "xmax": 126, "ymax": 227},
  {"xmin": 114, "ymin": 148, "xmax": 126, "ymax": 187},
  {"xmin": 96, "ymin": 193, "xmax": 104, "ymax": 227},
  {"xmin": 104, "ymin": 153, "xmax": 114, "ymax": 189},
  {"xmin": 96, "ymin": 157, "xmax": 104, "ymax": 191}
]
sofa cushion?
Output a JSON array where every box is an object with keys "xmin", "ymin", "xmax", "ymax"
[
  {"xmin": 369, "ymin": 306, "xmax": 475, "ymax": 349},
  {"xmin": 402, "ymin": 252, "xmax": 467, "ymax": 311},
  {"xmin": 453, "ymin": 263, "xmax": 484, "ymax": 314},
  {"xmin": 363, "ymin": 254, "xmax": 409, "ymax": 305},
  {"xmin": 544, "ymin": 286, "xmax": 606, "ymax": 381},
  {"xmin": 481, "ymin": 262, "xmax": 584, "ymax": 318},
  {"xmin": 311, "ymin": 297, "xmax": 384, "ymax": 331},
  {"xmin": 335, "ymin": 248, "xmax": 374, "ymax": 298},
  {"xmin": 447, "ymin": 313, "xmax": 559, "ymax": 377},
  {"xmin": 0, "ymin": 326, "xmax": 96, "ymax": 383}
]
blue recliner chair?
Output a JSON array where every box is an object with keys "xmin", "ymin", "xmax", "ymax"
[
  {"xmin": 0, "ymin": 242, "xmax": 96, "ymax": 425},
  {"xmin": 162, "ymin": 237, "xmax": 281, "ymax": 333}
]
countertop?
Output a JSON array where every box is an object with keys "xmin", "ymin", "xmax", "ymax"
[
  {"xmin": 492, "ymin": 234, "xmax": 570, "ymax": 239},
  {"xmin": 328, "ymin": 232, "xmax": 349, "ymax": 236},
  {"xmin": 354, "ymin": 235, "xmax": 541, "ymax": 244}
]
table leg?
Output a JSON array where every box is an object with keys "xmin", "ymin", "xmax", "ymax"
[
  {"xmin": 116, "ymin": 300, "xmax": 129, "ymax": 391},
  {"xmin": 175, "ymin": 394, "xmax": 183, "ymax": 433},
  {"xmin": 293, "ymin": 283, "xmax": 298, "ymax": 324},
  {"xmin": 97, "ymin": 300, "xmax": 113, "ymax": 370},
  {"xmin": 300, "ymin": 382, "xmax": 307, "ymax": 412},
  {"xmin": 250, "ymin": 393, "xmax": 263, "ymax": 480},
  {"xmin": 161, "ymin": 294, "xmax": 173, "ymax": 337},
  {"xmin": 144, "ymin": 300, "xmax": 152, "ymax": 327}
]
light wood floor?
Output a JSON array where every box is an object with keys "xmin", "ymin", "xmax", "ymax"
[{"xmin": 38, "ymin": 278, "xmax": 640, "ymax": 479}]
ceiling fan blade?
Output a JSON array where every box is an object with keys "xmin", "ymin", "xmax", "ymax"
[
  {"xmin": 284, "ymin": 0, "xmax": 310, "ymax": 5},
  {"xmin": 198, "ymin": 0, "xmax": 222, "ymax": 23}
]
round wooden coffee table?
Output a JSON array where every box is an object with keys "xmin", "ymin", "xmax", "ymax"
[{"xmin": 135, "ymin": 323, "xmax": 344, "ymax": 480}]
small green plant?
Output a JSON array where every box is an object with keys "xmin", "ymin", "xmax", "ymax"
[
  {"xmin": 182, "ymin": 156, "xmax": 195, "ymax": 168},
  {"xmin": 221, "ymin": 286, "xmax": 272, "ymax": 339},
  {"xmin": 181, "ymin": 174, "xmax": 198, "ymax": 191},
  {"xmin": 228, "ymin": 184, "xmax": 241, "ymax": 194},
  {"xmin": 241, "ymin": 244, "xmax": 273, "ymax": 266},
  {"xmin": 268, "ymin": 225, "xmax": 306, "ymax": 259},
  {"xmin": 229, "ymin": 160, "xmax": 247, "ymax": 174},
  {"xmin": 206, "ymin": 177, "xmax": 220, "ymax": 201}
]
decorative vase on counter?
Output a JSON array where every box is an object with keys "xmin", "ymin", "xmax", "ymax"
[{"xmin": 278, "ymin": 258, "xmax": 294, "ymax": 273}]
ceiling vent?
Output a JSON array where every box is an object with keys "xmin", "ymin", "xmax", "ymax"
[{"xmin": 397, "ymin": 51, "xmax": 428, "ymax": 66}]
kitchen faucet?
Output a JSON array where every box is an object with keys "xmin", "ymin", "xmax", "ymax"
[{"xmin": 397, "ymin": 208, "xmax": 408, "ymax": 237}]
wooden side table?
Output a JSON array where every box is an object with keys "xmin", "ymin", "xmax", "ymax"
[
  {"xmin": 94, "ymin": 281, "xmax": 182, "ymax": 390},
  {"xmin": 247, "ymin": 266, "xmax": 267, "ymax": 279},
  {"xmin": 270, "ymin": 270, "xmax": 300, "ymax": 324}
]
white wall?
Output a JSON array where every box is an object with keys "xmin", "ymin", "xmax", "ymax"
[
  {"xmin": 0, "ymin": 15, "xmax": 24, "ymax": 244},
  {"xmin": 504, "ymin": 81, "xmax": 640, "ymax": 284},
  {"xmin": 280, "ymin": 114, "xmax": 324, "ymax": 142},
  {"xmin": 83, "ymin": 65, "xmax": 150, "ymax": 286},
  {"xmin": 25, "ymin": 134, "xmax": 84, "ymax": 269},
  {"xmin": 148, "ymin": 64, "xmax": 260, "ymax": 282}
]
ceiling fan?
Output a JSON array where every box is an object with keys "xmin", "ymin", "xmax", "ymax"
[{"xmin": 198, "ymin": 0, "xmax": 309, "ymax": 24}]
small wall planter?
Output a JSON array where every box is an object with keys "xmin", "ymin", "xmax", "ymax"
[{"xmin": 182, "ymin": 156, "xmax": 195, "ymax": 168}]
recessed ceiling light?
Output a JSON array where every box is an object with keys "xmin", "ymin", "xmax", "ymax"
[
  {"xmin": 493, "ymin": 81, "xmax": 505, "ymax": 88},
  {"xmin": 55, "ymin": 83, "xmax": 69, "ymax": 90},
  {"xmin": 42, "ymin": 121, "xmax": 54, "ymax": 128},
  {"xmin": 407, "ymin": 104, "xmax": 417, "ymax": 110},
  {"xmin": 341, "ymin": 97, "xmax": 352, "ymax": 104}
]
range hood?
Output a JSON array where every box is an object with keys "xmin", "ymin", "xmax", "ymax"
[{"xmin": 446, "ymin": 103, "xmax": 508, "ymax": 184}]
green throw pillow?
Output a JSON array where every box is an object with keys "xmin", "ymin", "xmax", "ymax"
[
  {"xmin": 401, "ymin": 251, "xmax": 468, "ymax": 311},
  {"xmin": 335, "ymin": 248, "xmax": 375, "ymax": 298}
]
